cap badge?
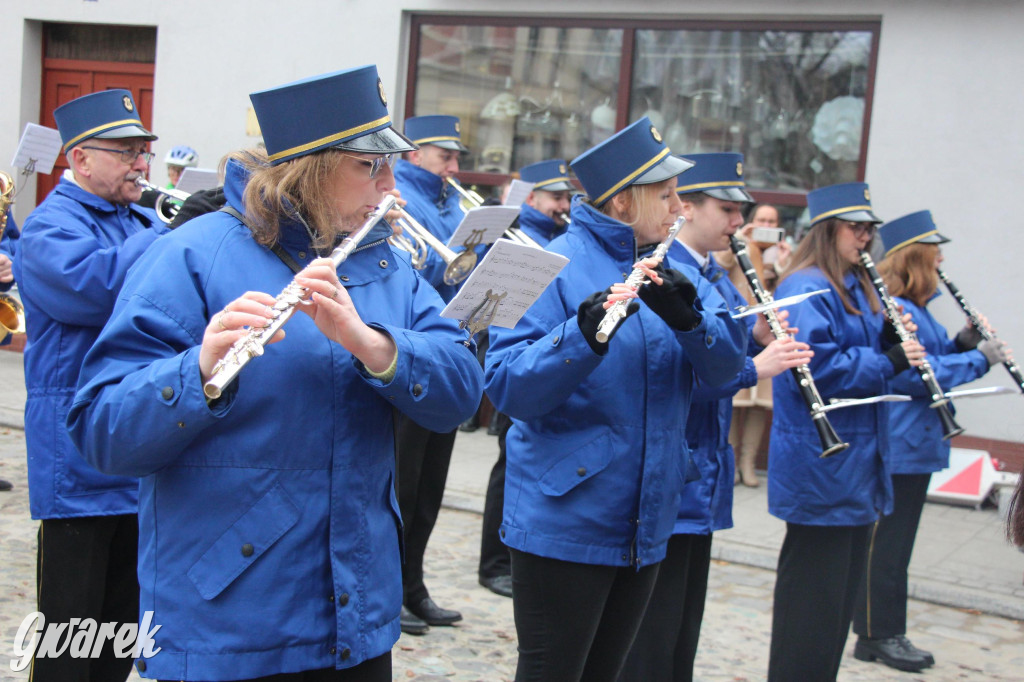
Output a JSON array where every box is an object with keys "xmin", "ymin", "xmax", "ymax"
[
  {"xmin": 650, "ymin": 126, "xmax": 662, "ymax": 143},
  {"xmin": 864, "ymin": 188, "xmax": 871, "ymax": 201},
  {"xmin": 122, "ymin": 95, "xmax": 134, "ymax": 112},
  {"xmin": 454, "ymin": 121, "xmax": 461, "ymax": 135},
  {"xmin": 377, "ymin": 79, "xmax": 387, "ymax": 106},
  {"xmin": 736, "ymin": 162, "xmax": 743, "ymax": 177},
  {"xmin": 559, "ymin": 163, "xmax": 567, "ymax": 174}
]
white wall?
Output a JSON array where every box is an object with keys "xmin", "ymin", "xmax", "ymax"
[{"xmin": 3, "ymin": 0, "xmax": 1022, "ymax": 441}]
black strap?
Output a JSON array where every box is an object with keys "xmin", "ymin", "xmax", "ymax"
[{"xmin": 219, "ymin": 205, "xmax": 303, "ymax": 274}]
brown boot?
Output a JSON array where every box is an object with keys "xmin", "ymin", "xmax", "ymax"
[{"xmin": 738, "ymin": 450, "xmax": 760, "ymax": 487}]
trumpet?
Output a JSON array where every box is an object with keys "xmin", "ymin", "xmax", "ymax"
[
  {"xmin": 0, "ymin": 172, "xmax": 27, "ymax": 342},
  {"xmin": 204, "ymin": 196, "xmax": 396, "ymax": 400},
  {"xmin": 595, "ymin": 217, "xmax": 683, "ymax": 344},
  {"xmin": 135, "ymin": 177, "xmax": 190, "ymax": 224},
  {"xmin": 446, "ymin": 177, "xmax": 543, "ymax": 249},
  {"xmin": 860, "ymin": 250, "xmax": 964, "ymax": 440},
  {"xmin": 388, "ymin": 209, "xmax": 477, "ymax": 285},
  {"xmin": 730, "ymin": 236, "xmax": 848, "ymax": 457},
  {"xmin": 938, "ymin": 268, "xmax": 1024, "ymax": 393}
]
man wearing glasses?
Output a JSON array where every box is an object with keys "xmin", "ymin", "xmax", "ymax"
[{"xmin": 14, "ymin": 89, "xmax": 168, "ymax": 681}]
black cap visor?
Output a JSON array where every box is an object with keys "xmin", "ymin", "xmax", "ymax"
[
  {"xmin": 335, "ymin": 126, "xmax": 418, "ymax": 154},
  {"xmin": 534, "ymin": 180, "xmax": 576, "ymax": 192},
  {"xmin": 833, "ymin": 209, "xmax": 883, "ymax": 224},
  {"xmin": 703, "ymin": 186, "xmax": 754, "ymax": 203},
  {"xmin": 634, "ymin": 154, "xmax": 695, "ymax": 186},
  {"xmin": 96, "ymin": 124, "xmax": 158, "ymax": 142},
  {"xmin": 423, "ymin": 139, "xmax": 470, "ymax": 153}
]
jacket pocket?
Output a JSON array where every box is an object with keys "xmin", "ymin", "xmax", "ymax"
[
  {"xmin": 537, "ymin": 433, "xmax": 613, "ymax": 497},
  {"xmin": 187, "ymin": 482, "xmax": 300, "ymax": 600}
]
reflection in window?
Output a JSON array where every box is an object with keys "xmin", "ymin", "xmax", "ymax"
[
  {"xmin": 413, "ymin": 24, "xmax": 623, "ymax": 174},
  {"xmin": 630, "ymin": 29, "xmax": 873, "ymax": 192}
]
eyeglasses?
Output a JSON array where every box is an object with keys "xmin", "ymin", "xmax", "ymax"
[
  {"xmin": 80, "ymin": 146, "xmax": 155, "ymax": 165},
  {"xmin": 339, "ymin": 153, "xmax": 396, "ymax": 179},
  {"xmin": 840, "ymin": 220, "xmax": 878, "ymax": 239}
]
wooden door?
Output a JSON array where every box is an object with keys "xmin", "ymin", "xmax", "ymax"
[{"xmin": 36, "ymin": 60, "xmax": 155, "ymax": 204}]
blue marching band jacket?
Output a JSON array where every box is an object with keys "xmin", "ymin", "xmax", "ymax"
[
  {"xmin": 67, "ymin": 161, "xmax": 483, "ymax": 679},
  {"xmin": 515, "ymin": 203, "xmax": 566, "ymax": 247},
  {"xmin": 485, "ymin": 197, "xmax": 747, "ymax": 569},
  {"xmin": 16, "ymin": 177, "xmax": 167, "ymax": 520},
  {"xmin": 668, "ymin": 243, "xmax": 760, "ymax": 535}
]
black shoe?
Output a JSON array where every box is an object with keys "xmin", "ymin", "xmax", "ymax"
[
  {"xmin": 400, "ymin": 606, "xmax": 429, "ymax": 636},
  {"xmin": 486, "ymin": 413, "xmax": 501, "ymax": 436},
  {"xmin": 0, "ymin": 479, "xmax": 12, "ymax": 492},
  {"xmin": 853, "ymin": 636, "xmax": 929, "ymax": 672},
  {"xmin": 896, "ymin": 635, "xmax": 934, "ymax": 667},
  {"xmin": 479, "ymin": 574, "xmax": 513, "ymax": 598},
  {"xmin": 407, "ymin": 596, "xmax": 462, "ymax": 626},
  {"xmin": 459, "ymin": 418, "xmax": 479, "ymax": 433}
]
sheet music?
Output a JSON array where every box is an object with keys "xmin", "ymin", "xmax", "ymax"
[
  {"xmin": 504, "ymin": 179, "xmax": 533, "ymax": 207},
  {"xmin": 446, "ymin": 205, "xmax": 521, "ymax": 249},
  {"xmin": 174, "ymin": 168, "xmax": 220, "ymax": 194},
  {"xmin": 11, "ymin": 123, "xmax": 63, "ymax": 174},
  {"xmin": 441, "ymin": 239, "xmax": 568, "ymax": 329}
]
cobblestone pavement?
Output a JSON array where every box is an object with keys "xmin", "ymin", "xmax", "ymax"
[{"xmin": 1, "ymin": 426, "xmax": 1022, "ymax": 680}]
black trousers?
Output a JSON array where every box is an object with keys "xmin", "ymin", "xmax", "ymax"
[
  {"xmin": 768, "ymin": 522, "xmax": 872, "ymax": 682},
  {"xmin": 853, "ymin": 473, "xmax": 931, "ymax": 639},
  {"xmin": 32, "ymin": 514, "xmax": 139, "ymax": 682},
  {"xmin": 479, "ymin": 412, "xmax": 512, "ymax": 579},
  {"xmin": 510, "ymin": 548, "xmax": 660, "ymax": 682},
  {"xmin": 395, "ymin": 415, "xmax": 456, "ymax": 605},
  {"xmin": 157, "ymin": 652, "xmax": 391, "ymax": 682},
  {"xmin": 619, "ymin": 533, "xmax": 712, "ymax": 682}
]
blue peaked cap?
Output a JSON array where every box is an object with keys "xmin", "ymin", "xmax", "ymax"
[
  {"xmin": 571, "ymin": 117, "xmax": 694, "ymax": 207},
  {"xmin": 403, "ymin": 115, "xmax": 469, "ymax": 152},
  {"xmin": 519, "ymin": 159, "xmax": 575, "ymax": 192},
  {"xmin": 674, "ymin": 152, "xmax": 754, "ymax": 203},
  {"xmin": 54, "ymin": 89, "xmax": 156, "ymax": 151},
  {"xmin": 806, "ymin": 182, "xmax": 882, "ymax": 226},
  {"xmin": 879, "ymin": 210, "xmax": 950, "ymax": 256},
  {"xmin": 250, "ymin": 65, "xmax": 416, "ymax": 166}
]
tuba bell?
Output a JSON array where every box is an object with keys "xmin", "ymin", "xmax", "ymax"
[{"xmin": 0, "ymin": 171, "xmax": 27, "ymax": 342}]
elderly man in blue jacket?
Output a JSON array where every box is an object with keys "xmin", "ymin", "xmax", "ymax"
[{"xmin": 14, "ymin": 89, "xmax": 166, "ymax": 681}]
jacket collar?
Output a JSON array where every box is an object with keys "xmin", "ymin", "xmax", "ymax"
[
  {"xmin": 394, "ymin": 159, "xmax": 446, "ymax": 203},
  {"xmin": 568, "ymin": 195, "xmax": 638, "ymax": 265}
]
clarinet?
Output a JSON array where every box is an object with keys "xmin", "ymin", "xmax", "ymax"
[
  {"xmin": 859, "ymin": 251, "xmax": 964, "ymax": 440},
  {"xmin": 595, "ymin": 217, "xmax": 683, "ymax": 344},
  {"xmin": 938, "ymin": 268, "xmax": 1024, "ymax": 393},
  {"xmin": 203, "ymin": 195, "xmax": 397, "ymax": 399},
  {"xmin": 729, "ymin": 236, "xmax": 849, "ymax": 458}
]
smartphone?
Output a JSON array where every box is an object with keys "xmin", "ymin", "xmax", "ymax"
[{"xmin": 751, "ymin": 227, "xmax": 784, "ymax": 244}]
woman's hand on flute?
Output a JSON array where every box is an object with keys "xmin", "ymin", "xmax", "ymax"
[{"xmin": 200, "ymin": 291, "xmax": 281, "ymax": 383}]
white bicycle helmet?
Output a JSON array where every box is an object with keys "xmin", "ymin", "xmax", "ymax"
[{"xmin": 164, "ymin": 145, "xmax": 199, "ymax": 167}]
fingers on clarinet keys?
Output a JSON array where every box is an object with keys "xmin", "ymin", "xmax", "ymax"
[
  {"xmin": 955, "ymin": 324, "xmax": 984, "ymax": 351},
  {"xmin": 979, "ymin": 338, "xmax": 1010, "ymax": 367},
  {"xmin": 578, "ymin": 289, "xmax": 635, "ymax": 355},
  {"xmin": 637, "ymin": 267, "xmax": 701, "ymax": 331}
]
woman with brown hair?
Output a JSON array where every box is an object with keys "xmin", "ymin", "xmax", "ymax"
[
  {"xmin": 850, "ymin": 210, "xmax": 1006, "ymax": 673},
  {"xmin": 765, "ymin": 183, "xmax": 927, "ymax": 682}
]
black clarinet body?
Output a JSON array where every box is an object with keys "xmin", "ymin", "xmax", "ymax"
[
  {"xmin": 729, "ymin": 236, "xmax": 849, "ymax": 457},
  {"xmin": 859, "ymin": 251, "xmax": 964, "ymax": 440},
  {"xmin": 937, "ymin": 268, "xmax": 1024, "ymax": 394}
]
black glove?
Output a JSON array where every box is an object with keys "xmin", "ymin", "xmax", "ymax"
[
  {"xmin": 577, "ymin": 289, "xmax": 638, "ymax": 355},
  {"xmin": 637, "ymin": 266, "xmax": 701, "ymax": 331},
  {"xmin": 955, "ymin": 324, "xmax": 984, "ymax": 351},
  {"xmin": 885, "ymin": 343, "xmax": 911, "ymax": 374},
  {"xmin": 881, "ymin": 319, "xmax": 902, "ymax": 348},
  {"xmin": 168, "ymin": 187, "xmax": 227, "ymax": 230}
]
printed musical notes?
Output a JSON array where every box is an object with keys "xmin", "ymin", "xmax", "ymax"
[
  {"xmin": 11, "ymin": 123, "xmax": 63, "ymax": 175},
  {"xmin": 447, "ymin": 205, "xmax": 521, "ymax": 249},
  {"xmin": 504, "ymin": 179, "xmax": 533, "ymax": 207},
  {"xmin": 175, "ymin": 168, "xmax": 220, "ymax": 194},
  {"xmin": 441, "ymin": 239, "xmax": 568, "ymax": 330}
]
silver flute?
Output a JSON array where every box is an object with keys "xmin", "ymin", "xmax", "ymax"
[
  {"xmin": 595, "ymin": 217, "xmax": 684, "ymax": 344},
  {"xmin": 203, "ymin": 195, "xmax": 397, "ymax": 399}
]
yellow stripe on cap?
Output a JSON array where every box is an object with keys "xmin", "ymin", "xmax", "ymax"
[
  {"xmin": 534, "ymin": 176, "xmax": 571, "ymax": 189},
  {"xmin": 811, "ymin": 204, "xmax": 873, "ymax": 225},
  {"xmin": 63, "ymin": 118, "xmax": 145, "ymax": 151},
  {"xmin": 676, "ymin": 180, "xmax": 746, "ymax": 193},
  {"xmin": 593, "ymin": 148, "xmax": 670, "ymax": 206},
  {"xmin": 885, "ymin": 228, "xmax": 939, "ymax": 256},
  {"xmin": 266, "ymin": 115, "xmax": 391, "ymax": 162},
  {"xmin": 412, "ymin": 135, "xmax": 461, "ymax": 145}
]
